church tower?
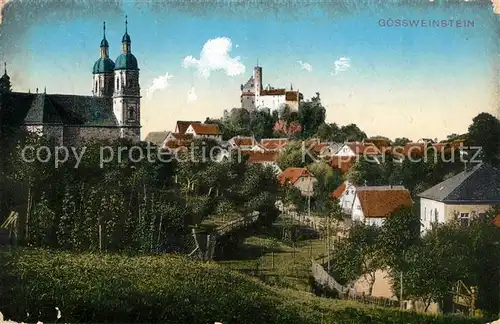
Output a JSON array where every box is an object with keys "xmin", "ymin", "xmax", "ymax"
[
  {"xmin": 113, "ymin": 16, "xmax": 141, "ymax": 140},
  {"xmin": 0, "ymin": 62, "xmax": 12, "ymax": 94},
  {"xmin": 92, "ymin": 22, "xmax": 115, "ymax": 97},
  {"xmin": 113, "ymin": 15, "xmax": 141, "ymax": 140}
]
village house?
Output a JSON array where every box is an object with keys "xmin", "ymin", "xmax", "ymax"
[
  {"xmin": 329, "ymin": 142, "xmax": 381, "ymax": 174},
  {"xmin": 418, "ymin": 163, "xmax": 500, "ymax": 234},
  {"xmin": 228, "ymin": 136, "xmax": 264, "ymax": 152},
  {"xmin": 260, "ymin": 138, "xmax": 289, "ymax": 151},
  {"xmin": 184, "ymin": 123, "xmax": 222, "ymax": 141},
  {"xmin": 278, "ymin": 167, "xmax": 317, "ymax": 196},
  {"xmin": 350, "ymin": 187, "xmax": 413, "ymax": 226},
  {"xmin": 331, "ymin": 180, "xmax": 407, "ymax": 216},
  {"xmin": 244, "ymin": 151, "xmax": 282, "ymax": 174}
]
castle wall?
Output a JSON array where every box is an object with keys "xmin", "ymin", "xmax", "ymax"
[{"xmin": 256, "ymin": 94, "xmax": 286, "ymax": 111}]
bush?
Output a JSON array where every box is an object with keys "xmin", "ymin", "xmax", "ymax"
[{"xmin": 0, "ymin": 248, "xmax": 483, "ymax": 324}]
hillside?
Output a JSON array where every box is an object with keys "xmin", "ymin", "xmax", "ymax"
[{"xmin": 0, "ymin": 248, "xmax": 481, "ymax": 324}]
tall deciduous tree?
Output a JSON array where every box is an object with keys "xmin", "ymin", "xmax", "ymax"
[{"xmin": 468, "ymin": 112, "xmax": 500, "ymax": 166}]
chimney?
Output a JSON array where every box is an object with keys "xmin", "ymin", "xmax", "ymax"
[{"xmin": 36, "ymin": 87, "xmax": 38, "ymax": 93}]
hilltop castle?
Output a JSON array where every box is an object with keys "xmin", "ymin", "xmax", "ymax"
[
  {"xmin": 0, "ymin": 17, "xmax": 141, "ymax": 146},
  {"xmin": 240, "ymin": 65, "xmax": 303, "ymax": 112}
]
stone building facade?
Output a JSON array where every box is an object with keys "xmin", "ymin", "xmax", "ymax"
[
  {"xmin": 0, "ymin": 17, "xmax": 141, "ymax": 146},
  {"xmin": 240, "ymin": 65, "xmax": 303, "ymax": 112}
]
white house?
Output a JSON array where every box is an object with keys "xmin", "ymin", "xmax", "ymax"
[
  {"xmin": 331, "ymin": 181, "xmax": 407, "ymax": 217},
  {"xmin": 418, "ymin": 163, "xmax": 500, "ymax": 234},
  {"xmin": 245, "ymin": 151, "xmax": 282, "ymax": 174},
  {"xmin": 184, "ymin": 123, "xmax": 222, "ymax": 141},
  {"xmin": 228, "ymin": 136, "xmax": 264, "ymax": 152},
  {"xmin": 351, "ymin": 187, "xmax": 413, "ymax": 226}
]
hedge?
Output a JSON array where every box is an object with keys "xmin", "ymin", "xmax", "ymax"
[{"xmin": 0, "ymin": 248, "xmax": 483, "ymax": 324}]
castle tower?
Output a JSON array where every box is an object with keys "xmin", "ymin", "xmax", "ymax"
[
  {"xmin": 92, "ymin": 22, "xmax": 115, "ymax": 97},
  {"xmin": 113, "ymin": 15, "xmax": 141, "ymax": 140},
  {"xmin": 253, "ymin": 65, "xmax": 262, "ymax": 96}
]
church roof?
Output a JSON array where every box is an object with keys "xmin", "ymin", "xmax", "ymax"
[
  {"xmin": 1, "ymin": 92, "xmax": 118, "ymax": 127},
  {"xmin": 115, "ymin": 53, "xmax": 138, "ymax": 70},
  {"xmin": 93, "ymin": 57, "xmax": 115, "ymax": 74}
]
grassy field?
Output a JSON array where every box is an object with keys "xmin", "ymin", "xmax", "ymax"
[
  {"xmin": 219, "ymin": 234, "xmax": 327, "ymax": 291},
  {"xmin": 0, "ymin": 248, "xmax": 481, "ymax": 324}
]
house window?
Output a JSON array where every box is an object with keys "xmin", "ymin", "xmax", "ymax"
[
  {"xmin": 423, "ymin": 207, "xmax": 427, "ymax": 221},
  {"xmin": 434, "ymin": 209, "xmax": 438, "ymax": 222},
  {"xmin": 356, "ymin": 204, "xmax": 361, "ymax": 210},
  {"xmin": 478, "ymin": 213, "xmax": 486, "ymax": 218},
  {"xmin": 459, "ymin": 213, "xmax": 470, "ymax": 227}
]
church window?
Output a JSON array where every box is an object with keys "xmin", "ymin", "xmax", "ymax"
[
  {"xmin": 128, "ymin": 106, "xmax": 135, "ymax": 119},
  {"xmin": 116, "ymin": 77, "xmax": 119, "ymax": 90}
]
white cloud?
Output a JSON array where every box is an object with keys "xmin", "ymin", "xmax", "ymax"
[
  {"xmin": 147, "ymin": 72, "xmax": 173, "ymax": 99},
  {"xmin": 297, "ymin": 60, "xmax": 312, "ymax": 72},
  {"xmin": 332, "ymin": 57, "xmax": 351, "ymax": 75},
  {"xmin": 187, "ymin": 87, "xmax": 198, "ymax": 103},
  {"xmin": 182, "ymin": 37, "xmax": 245, "ymax": 78}
]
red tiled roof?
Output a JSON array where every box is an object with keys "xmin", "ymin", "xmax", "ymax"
[
  {"xmin": 190, "ymin": 123, "xmax": 221, "ymax": 135},
  {"xmin": 285, "ymin": 91, "xmax": 299, "ymax": 101},
  {"xmin": 176, "ymin": 120, "xmax": 201, "ymax": 134},
  {"xmin": 278, "ymin": 167, "xmax": 314, "ymax": 186},
  {"xmin": 261, "ymin": 138, "xmax": 289, "ymax": 150},
  {"xmin": 346, "ymin": 142, "xmax": 381, "ymax": 156},
  {"xmin": 331, "ymin": 182, "xmax": 346, "ymax": 199},
  {"xmin": 492, "ymin": 215, "xmax": 500, "ymax": 227},
  {"xmin": 357, "ymin": 189, "xmax": 413, "ymax": 218},
  {"xmin": 245, "ymin": 151, "xmax": 279, "ymax": 163},
  {"xmin": 331, "ymin": 156, "xmax": 357, "ymax": 173},
  {"xmin": 365, "ymin": 139, "xmax": 391, "ymax": 149},
  {"xmin": 261, "ymin": 88, "xmax": 286, "ymax": 96},
  {"xmin": 232, "ymin": 137, "xmax": 255, "ymax": 147}
]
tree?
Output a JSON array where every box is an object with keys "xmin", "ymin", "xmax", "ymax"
[
  {"xmin": 249, "ymin": 110, "xmax": 276, "ymax": 140},
  {"xmin": 468, "ymin": 112, "xmax": 500, "ymax": 166},
  {"xmin": 393, "ymin": 137, "xmax": 411, "ymax": 146},
  {"xmin": 277, "ymin": 140, "xmax": 316, "ymax": 170},
  {"xmin": 345, "ymin": 158, "xmax": 383, "ymax": 186},
  {"xmin": 307, "ymin": 162, "xmax": 342, "ymax": 212},
  {"xmin": 298, "ymin": 98, "xmax": 326, "ymax": 139},
  {"xmin": 316, "ymin": 123, "xmax": 341, "ymax": 142},
  {"xmin": 330, "ymin": 222, "xmax": 383, "ymax": 295},
  {"xmin": 392, "ymin": 222, "xmax": 473, "ymax": 311},
  {"xmin": 338, "ymin": 124, "xmax": 367, "ymax": 142},
  {"xmin": 379, "ymin": 206, "xmax": 421, "ymax": 270}
]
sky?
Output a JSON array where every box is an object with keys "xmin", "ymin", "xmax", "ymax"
[{"xmin": 0, "ymin": 0, "xmax": 500, "ymax": 141}]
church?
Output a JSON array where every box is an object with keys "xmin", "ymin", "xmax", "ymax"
[{"xmin": 0, "ymin": 17, "xmax": 142, "ymax": 146}]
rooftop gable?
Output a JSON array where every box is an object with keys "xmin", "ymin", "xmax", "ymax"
[
  {"xmin": 418, "ymin": 163, "xmax": 500, "ymax": 203},
  {"xmin": 357, "ymin": 189, "xmax": 413, "ymax": 218}
]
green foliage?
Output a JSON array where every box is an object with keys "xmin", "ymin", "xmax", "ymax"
[
  {"xmin": 277, "ymin": 140, "xmax": 316, "ymax": 170},
  {"xmin": 468, "ymin": 112, "xmax": 500, "ymax": 166},
  {"xmin": 298, "ymin": 97, "xmax": 326, "ymax": 139},
  {"xmin": 330, "ymin": 222, "xmax": 383, "ymax": 295},
  {"xmin": 379, "ymin": 206, "xmax": 421, "ymax": 269},
  {"xmin": 0, "ymin": 248, "xmax": 483, "ymax": 324}
]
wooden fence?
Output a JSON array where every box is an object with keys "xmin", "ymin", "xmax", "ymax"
[{"xmin": 310, "ymin": 260, "xmax": 401, "ymax": 309}]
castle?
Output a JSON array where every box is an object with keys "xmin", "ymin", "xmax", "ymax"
[
  {"xmin": 240, "ymin": 65, "xmax": 303, "ymax": 112},
  {"xmin": 0, "ymin": 17, "xmax": 141, "ymax": 146}
]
